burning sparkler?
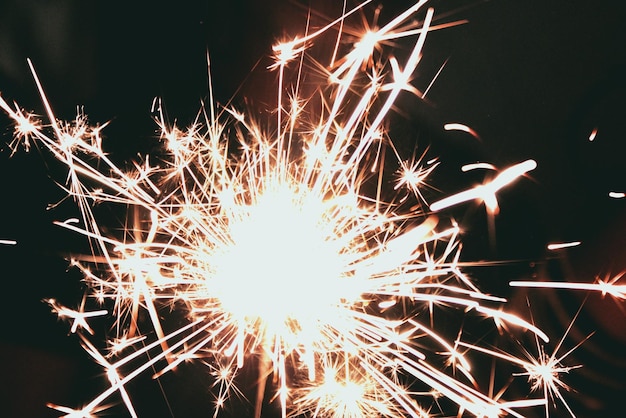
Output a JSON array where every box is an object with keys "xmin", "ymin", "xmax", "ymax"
[{"xmin": 2, "ymin": 1, "xmax": 615, "ymax": 417}]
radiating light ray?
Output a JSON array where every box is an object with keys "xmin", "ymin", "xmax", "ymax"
[
  {"xmin": 0, "ymin": 2, "xmax": 588, "ymax": 417},
  {"xmin": 422, "ymin": 58, "xmax": 449, "ymax": 98},
  {"xmin": 393, "ymin": 147, "xmax": 440, "ymax": 205},
  {"xmin": 46, "ymin": 402, "xmax": 112, "ymax": 418},
  {"xmin": 46, "ymin": 297, "xmax": 107, "ymax": 335},
  {"xmin": 0, "ymin": 97, "xmax": 40, "ymax": 153},
  {"xmin": 522, "ymin": 305, "xmax": 590, "ymax": 418},
  {"xmin": 457, "ymin": 307, "xmax": 588, "ymax": 418},
  {"xmin": 511, "ymin": 276, "xmax": 626, "ymax": 300}
]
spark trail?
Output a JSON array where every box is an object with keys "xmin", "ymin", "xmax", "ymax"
[{"xmin": 0, "ymin": 1, "xmax": 591, "ymax": 417}]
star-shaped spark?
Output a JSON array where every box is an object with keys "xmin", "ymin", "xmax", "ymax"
[{"xmin": 47, "ymin": 297, "xmax": 107, "ymax": 335}]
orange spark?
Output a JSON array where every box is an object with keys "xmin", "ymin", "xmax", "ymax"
[
  {"xmin": 444, "ymin": 122, "xmax": 481, "ymax": 140},
  {"xmin": 588, "ymin": 127, "xmax": 598, "ymax": 141}
]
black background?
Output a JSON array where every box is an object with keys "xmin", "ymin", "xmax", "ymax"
[{"xmin": 1, "ymin": 1, "xmax": 625, "ymax": 417}]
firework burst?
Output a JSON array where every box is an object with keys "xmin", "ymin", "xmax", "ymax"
[{"xmin": 0, "ymin": 1, "xmax": 600, "ymax": 417}]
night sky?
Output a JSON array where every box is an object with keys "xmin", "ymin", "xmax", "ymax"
[{"xmin": 1, "ymin": 1, "xmax": 625, "ymax": 417}]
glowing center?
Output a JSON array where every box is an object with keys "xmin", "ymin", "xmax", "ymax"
[{"xmin": 213, "ymin": 185, "xmax": 348, "ymax": 328}]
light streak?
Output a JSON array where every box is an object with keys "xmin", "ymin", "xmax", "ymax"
[
  {"xmin": 46, "ymin": 298, "xmax": 108, "ymax": 335},
  {"xmin": 609, "ymin": 191, "xmax": 625, "ymax": 199},
  {"xmin": 443, "ymin": 122, "xmax": 481, "ymax": 140},
  {"xmin": 457, "ymin": 310, "xmax": 588, "ymax": 418},
  {"xmin": 430, "ymin": 159, "xmax": 537, "ymax": 214},
  {"xmin": 588, "ymin": 127, "xmax": 598, "ymax": 141},
  {"xmin": 511, "ymin": 277, "xmax": 626, "ymax": 300},
  {"xmin": 0, "ymin": 2, "xmax": 591, "ymax": 417},
  {"xmin": 461, "ymin": 162, "xmax": 496, "ymax": 172},
  {"xmin": 0, "ymin": 238, "xmax": 17, "ymax": 245},
  {"xmin": 546, "ymin": 241, "xmax": 581, "ymax": 251}
]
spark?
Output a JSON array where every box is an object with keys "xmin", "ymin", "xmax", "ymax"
[
  {"xmin": 511, "ymin": 274, "xmax": 626, "ymax": 300},
  {"xmin": 46, "ymin": 298, "xmax": 107, "ymax": 335},
  {"xmin": 461, "ymin": 162, "xmax": 496, "ymax": 172},
  {"xmin": 458, "ymin": 305, "xmax": 589, "ymax": 418},
  {"xmin": 0, "ymin": 2, "xmax": 588, "ymax": 418},
  {"xmin": 588, "ymin": 127, "xmax": 597, "ymax": 141},
  {"xmin": 429, "ymin": 159, "xmax": 537, "ymax": 214},
  {"xmin": 547, "ymin": 241, "xmax": 581, "ymax": 251},
  {"xmin": 515, "ymin": 306, "xmax": 591, "ymax": 418},
  {"xmin": 105, "ymin": 333, "xmax": 147, "ymax": 357},
  {"xmin": 394, "ymin": 148, "xmax": 439, "ymax": 203},
  {"xmin": 443, "ymin": 122, "xmax": 481, "ymax": 140},
  {"xmin": 46, "ymin": 403, "xmax": 111, "ymax": 418},
  {"xmin": 0, "ymin": 97, "xmax": 40, "ymax": 153},
  {"xmin": 608, "ymin": 191, "xmax": 625, "ymax": 199}
]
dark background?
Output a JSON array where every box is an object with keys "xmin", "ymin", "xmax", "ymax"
[{"xmin": 0, "ymin": 1, "xmax": 625, "ymax": 417}]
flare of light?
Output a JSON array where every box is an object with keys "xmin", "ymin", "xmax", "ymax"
[{"xmin": 0, "ymin": 2, "xmax": 587, "ymax": 418}]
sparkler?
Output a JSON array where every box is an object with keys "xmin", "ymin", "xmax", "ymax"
[{"xmin": 1, "ymin": 1, "xmax": 615, "ymax": 417}]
